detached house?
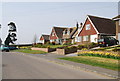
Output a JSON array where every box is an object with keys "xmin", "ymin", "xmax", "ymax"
[
  {"xmin": 40, "ymin": 34, "xmax": 50, "ymax": 44},
  {"xmin": 113, "ymin": 15, "xmax": 120, "ymax": 44},
  {"xmin": 77, "ymin": 15, "xmax": 116, "ymax": 44},
  {"xmin": 49, "ymin": 26, "xmax": 78, "ymax": 44},
  {"xmin": 49, "ymin": 27, "xmax": 66, "ymax": 44},
  {"xmin": 62, "ymin": 26, "xmax": 78, "ymax": 44}
]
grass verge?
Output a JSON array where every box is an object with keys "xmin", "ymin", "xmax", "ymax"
[
  {"xmin": 59, "ymin": 56, "xmax": 119, "ymax": 71},
  {"xmin": 12, "ymin": 49, "xmax": 47, "ymax": 54}
]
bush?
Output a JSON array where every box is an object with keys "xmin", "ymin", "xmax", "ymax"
[
  {"xmin": 63, "ymin": 43, "xmax": 72, "ymax": 46},
  {"xmin": 87, "ymin": 42, "xmax": 98, "ymax": 49},
  {"xmin": 117, "ymin": 45, "xmax": 120, "ymax": 47},
  {"xmin": 77, "ymin": 45, "xmax": 85, "ymax": 49},
  {"xmin": 33, "ymin": 44, "xmax": 48, "ymax": 48},
  {"xmin": 64, "ymin": 46, "xmax": 77, "ymax": 50},
  {"xmin": 112, "ymin": 47, "xmax": 120, "ymax": 52},
  {"xmin": 51, "ymin": 42, "xmax": 55, "ymax": 45}
]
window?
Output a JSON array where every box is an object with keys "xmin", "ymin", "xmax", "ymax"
[
  {"xmin": 86, "ymin": 24, "xmax": 91, "ymax": 30},
  {"xmin": 83, "ymin": 36, "xmax": 89, "ymax": 41},
  {"xmin": 63, "ymin": 30, "xmax": 67, "ymax": 35},
  {"xmin": 78, "ymin": 36, "xmax": 81, "ymax": 42},
  {"xmin": 52, "ymin": 32, "xmax": 55, "ymax": 36},
  {"xmin": 67, "ymin": 30, "xmax": 70, "ymax": 35}
]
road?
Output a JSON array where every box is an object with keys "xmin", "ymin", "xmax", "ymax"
[{"xmin": 2, "ymin": 52, "xmax": 112, "ymax": 79}]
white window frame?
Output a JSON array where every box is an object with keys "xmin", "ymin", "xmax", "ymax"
[
  {"xmin": 67, "ymin": 30, "xmax": 70, "ymax": 35},
  {"xmin": 86, "ymin": 24, "xmax": 91, "ymax": 30},
  {"xmin": 52, "ymin": 32, "xmax": 55, "ymax": 36},
  {"xmin": 78, "ymin": 36, "xmax": 81, "ymax": 42},
  {"xmin": 83, "ymin": 36, "xmax": 89, "ymax": 41}
]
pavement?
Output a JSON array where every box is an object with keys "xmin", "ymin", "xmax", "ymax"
[
  {"xmin": 2, "ymin": 52, "xmax": 115, "ymax": 79},
  {"xmin": 11, "ymin": 51, "xmax": 118, "ymax": 79}
]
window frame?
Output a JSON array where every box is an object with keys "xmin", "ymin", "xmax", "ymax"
[{"xmin": 86, "ymin": 24, "xmax": 91, "ymax": 30}]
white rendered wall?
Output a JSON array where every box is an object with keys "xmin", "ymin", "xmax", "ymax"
[{"xmin": 90, "ymin": 34, "xmax": 98, "ymax": 43}]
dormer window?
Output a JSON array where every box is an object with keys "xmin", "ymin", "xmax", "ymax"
[
  {"xmin": 63, "ymin": 30, "xmax": 67, "ymax": 35},
  {"xmin": 86, "ymin": 24, "xmax": 91, "ymax": 30},
  {"xmin": 67, "ymin": 30, "xmax": 70, "ymax": 35}
]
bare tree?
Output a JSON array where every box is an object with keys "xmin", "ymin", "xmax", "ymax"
[{"xmin": 32, "ymin": 34, "xmax": 37, "ymax": 45}]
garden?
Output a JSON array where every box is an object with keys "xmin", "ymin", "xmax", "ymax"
[
  {"xmin": 13, "ymin": 48, "xmax": 47, "ymax": 54},
  {"xmin": 59, "ymin": 56, "xmax": 119, "ymax": 70}
]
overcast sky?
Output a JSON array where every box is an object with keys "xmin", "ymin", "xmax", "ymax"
[{"xmin": 1, "ymin": 1, "xmax": 119, "ymax": 44}]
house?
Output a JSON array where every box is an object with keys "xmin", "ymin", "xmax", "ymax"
[
  {"xmin": 49, "ymin": 26, "xmax": 78, "ymax": 44},
  {"xmin": 77, "ymin": 15, "xmax": 116, "ymax": 44},
  {"xmin": 62, "ymin": 25, "xmax": 78, "ymax": 44},
  {"xmin": 40, "ymin": 34, "xmax": 50, "ymax": 44},
  {"xmin": 49, "ymin": 27, "xmax": 66, "ymax": 44},
  {"xmin": 113, "ymin": 15, "xmax": 120, "ymax": 44}
]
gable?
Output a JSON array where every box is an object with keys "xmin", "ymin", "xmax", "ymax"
[
  {"xmin": 49, "ymin": 28, "xmax": 58, "ymax": 40},
  {"xmin": 78, "ymin": 18, "xmax": 98, "ymax": 36},
  {"xmin": 40, "ymin": 36, "xmax": 44, "ymax": 40},
  {"xmin": 89, "ymin": 15, "xmax": 116, "ymax": 34}
]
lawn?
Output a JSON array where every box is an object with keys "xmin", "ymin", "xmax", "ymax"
[
  {"xmin": 59, "ymin": 56, "xmax": 119, "ymax": 71},
  {"xmin": 49, "ymin": 45, "xmax": 67, "ymax": 48},
  {"xmin": 94, "ymin": 45, "xmax": 120, "ymax": 51},
  {"xmin": 13, "ymin": 49, "xmax": 47, "ymax": 54}
]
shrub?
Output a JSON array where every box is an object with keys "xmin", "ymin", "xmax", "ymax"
[
  {"xmin": 63, "ymin": 43, "xmax": 72, "ymax": 46},
  {"xmin": 87, "ymin": 42, "xmax": 98, "ymax": 49},
  {"xmin": 70, "ymin": 46, "xmax": 77, "ymax": 49},
  {"xmin": 81, "ymin": 48, "xmax": 88, "ymax": 50},
  {"xmin": 112, "ymin": 47, "xmax": 120, "ymax": 52},
  {"xmin": 33, "ymin": 44, "xmax": 48, "ymax": 48},
  {"xmin": 78, "ymin": 51, "xmax": 120, "ymax": 59},
  {"xmin": 77, "ymin": 45, "xmax": 85, "ymax": 49},
  {"xmin": 64, "ymin": 46, "xmax": 77, "ymax": 50},
  {"xmin": 51, "ymin": 42, "xmax": 55, "ymax": 45}
]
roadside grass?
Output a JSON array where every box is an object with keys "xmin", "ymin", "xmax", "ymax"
[
  {"xmin": 12, "ymin": 49, "xmax": 47, "ymax": 54},
  {"xmin": 59, "ymin": 56, "xmax": 119, "ymax": 71}
]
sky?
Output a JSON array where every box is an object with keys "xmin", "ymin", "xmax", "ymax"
[{"xmin": 1, "ymin": 1, "xmax": 119, "ymax": 44}]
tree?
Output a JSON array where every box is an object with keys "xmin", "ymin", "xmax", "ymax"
[{"xmin": 32, "ymin": 34, "xmax": 37, "ymax": 45}]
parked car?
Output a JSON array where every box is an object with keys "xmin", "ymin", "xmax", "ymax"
[
  {"xmin": 0, "ymin": 44, "xmax": 9, "ymax": 52},
  {"xmin": 0, "ymin": 44, "xmax": 18, "ymax": 52},
  {"xmin": 98, "ymin": 37, "xmax": 119, "ymax": 47}
]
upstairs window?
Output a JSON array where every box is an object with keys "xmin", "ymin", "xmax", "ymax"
[
  {"xmin": 52, "ymin": 32, "xmax": 55, "ymax": 36},
  {"xmin": 63, "ymin": 30, "xmax": 67, "ymax": 35},
  {"xmin": 86, "ymin": 24, "xmax": 91, "ymax": 30},
  {"xmin": 67, "ymin": 30, "xmax": 70, "ymax": 35}
]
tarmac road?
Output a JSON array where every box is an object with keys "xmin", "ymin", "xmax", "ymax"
[{"xmin": 2, "ymin": 52, "xmax": 112, "ymax": 79}]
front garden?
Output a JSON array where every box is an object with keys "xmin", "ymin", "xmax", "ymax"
[
  {"xmin": 13, "ymin": 43, "xmax": 120, "ymax": 70},
  {"xmin": 13, "ymin": 48, "xmax": 47, "ymax": 54},
  {"xmin": 59, "ymin": 56, "xmax": 119, "ymax": 71},
  {"xmin": 78, "ymin": 51, "xmax": 120, "ymax": 59}
]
